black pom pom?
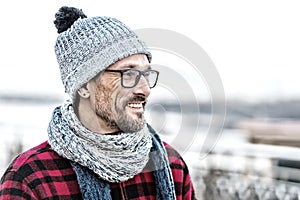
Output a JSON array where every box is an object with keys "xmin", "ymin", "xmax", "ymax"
[{"xmin": 54, "ymin": 6, "xmax": 87, "ymax": 33}]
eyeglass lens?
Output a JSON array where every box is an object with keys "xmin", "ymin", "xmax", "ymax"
[{"xmin": 122, "ymin": 69, "xmax": 158, "ymax": 88}]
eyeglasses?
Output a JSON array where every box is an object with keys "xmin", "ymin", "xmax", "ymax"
[{"xmin": 104, "ymin": 68, "xmax": 159, "ymax": 88}]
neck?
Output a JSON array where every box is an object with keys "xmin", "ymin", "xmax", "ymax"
[{"xmin": 77, "ymin": 99, "xmax": 118, "ymax": 134}]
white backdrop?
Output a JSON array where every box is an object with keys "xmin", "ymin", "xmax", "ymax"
[{"xmin": 1, "ymin": 0, "xmax": 300, "ymax": 101}]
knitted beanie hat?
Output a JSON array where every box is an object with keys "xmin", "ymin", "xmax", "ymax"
[{"xmin": 54, "ymin": 6, "xmax": 152, "ymax": 100}]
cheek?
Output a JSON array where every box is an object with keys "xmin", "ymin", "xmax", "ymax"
[
  {"xmin": 99, "ymin": 77, "xmax": 122, "ymax": 103},
  {"xmin": 111, "ymin": 84, "xmax": 124, "ymax": 104},
  {"xmin": 110, "ymin": 78, "xmax": 121, "ymax": 91},
  {"xmin": 102, "ymin": 76, "xmax": 120, "ymax": 91},
  {"xmin": 111, "ymin": 83, "xmax": 132, "ymax": 108}
]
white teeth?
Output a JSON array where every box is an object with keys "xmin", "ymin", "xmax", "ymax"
[{"xmin": 128, "ymin": 103, "xmax": 143, "ymax": 108}]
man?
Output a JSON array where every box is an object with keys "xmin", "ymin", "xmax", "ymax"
[{"xmin": 0, "ymin": 6, "xmax": 196, "ymax": 199}]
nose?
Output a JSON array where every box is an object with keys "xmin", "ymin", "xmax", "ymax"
[{"xmin": 133, "ymin": 75, "xmax": 151, "ymax": 97}]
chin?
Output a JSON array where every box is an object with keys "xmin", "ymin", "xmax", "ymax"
[{"xmin": 118, "ymin": 119, "xmax": 145, "ymax": 133}]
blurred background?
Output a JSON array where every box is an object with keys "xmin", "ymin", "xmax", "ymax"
[{"xmin": 1, "ymin": 1, "xmax": 300, "ymax": 199}]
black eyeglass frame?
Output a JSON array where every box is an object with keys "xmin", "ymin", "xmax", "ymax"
[{"xmin": 104, "ymin": 68, "xmax": 159, "ymax": 89}]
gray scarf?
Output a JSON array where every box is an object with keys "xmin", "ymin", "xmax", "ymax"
[
  {"xmin": 70, "ymin": 132, "xmax": 176, "ymax": 199},
  {"xmin": 48, "ymin": 100, "xmax": 152, "ymax": 182},
  {"xmin": 47, "ymin": 100, "xmax": 177, "ymax": 199}
]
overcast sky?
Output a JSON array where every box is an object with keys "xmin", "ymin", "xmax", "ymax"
[{"xmin": 1, "ymin": 0, "xmax": 300, "ymax": 102}]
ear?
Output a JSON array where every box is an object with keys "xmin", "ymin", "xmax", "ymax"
[{"xmin": 77, "ymin": 85, "xmax": 90, "ymax": 98}]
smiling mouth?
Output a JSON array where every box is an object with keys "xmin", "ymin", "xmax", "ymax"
[
  {"xmin": 126, "ymin": 96, "xmax": 147, "ymax": 113},
  {"xmin": 128, "ymin": 101, "xmax": 145, "ymax": 110}
]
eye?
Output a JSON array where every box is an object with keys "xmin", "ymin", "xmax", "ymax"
[
  {"xmin": 124, "ymin": 69, "xmax": 136, "ymax": 76},
  {"xmin": 122, "ymin": 69, "xmax": 138, "ymax": 80},
  {"xmin": 143, "ymin": 71, "xmax": 151, "ymax": 77}
]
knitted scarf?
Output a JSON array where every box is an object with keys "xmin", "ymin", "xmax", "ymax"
[{"xmin": 47, "ymin": 100, "xmax": 176, "ymax": 199}]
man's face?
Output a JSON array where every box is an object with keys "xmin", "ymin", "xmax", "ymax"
[{"xmin": 91, "ymin": 54, "xmax": 151, "ymax": 133}]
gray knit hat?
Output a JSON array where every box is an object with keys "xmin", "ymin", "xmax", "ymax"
[{"xmin": 54, "ymin": 6, "xmax": 152, "ymax": 100}]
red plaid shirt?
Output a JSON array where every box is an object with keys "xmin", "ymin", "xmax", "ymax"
[{"xmin": 0, "ymin": 141, "xmax": 196, "ymax": 199}]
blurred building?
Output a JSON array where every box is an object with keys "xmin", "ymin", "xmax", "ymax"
[{"xmin": 1, "ymin": 96, "xmax": 300, "ymax": 199}]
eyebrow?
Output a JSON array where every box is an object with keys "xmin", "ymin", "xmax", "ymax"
[{"xmin": 120, "ymin": 64, "xmax": 152, "ymax": 70}]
